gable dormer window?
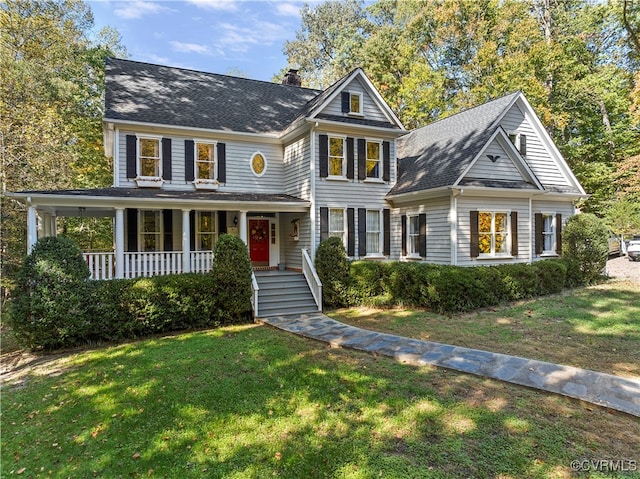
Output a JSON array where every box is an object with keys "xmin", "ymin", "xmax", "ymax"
[
  {"xmin": 341, "ymin": 91, "xmax": 363, "ymax": 116},
  {"xmin": 508, "ymin": 132, "xmax": 527, "ymax": 157}
]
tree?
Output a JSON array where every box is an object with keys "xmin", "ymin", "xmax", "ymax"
[{"xmin": 0, "ymin": 0, "xmax": 124, "ymax": 295}]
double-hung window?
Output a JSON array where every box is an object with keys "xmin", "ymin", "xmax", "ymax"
[
  {"xmin": 329, "ymin": 208, "xmax": 345, "ymax": 243},
  {"xmin": 140, "ymin": 210, "xmax": 162, "ymax": 252},
  {"xmin": 349, "ymin": 92, "xmax": 362, "ymax": 115},
  {"xmin": 366, "ymin": 210, "xmax": 382, "ymax": 255},
  {"xmin": 366, "ymin": 141, "xmax": 381, "ymax": 179},
  {"xmin": 196, "ymin": 142, "xmax": 216, "ymax": 181},
  {"xmin": 542, "ymin": 213, "xmax": 556, "ymax": 253},
  {"xmin": 329, "ymin": 137, "xmax": 346, "ymax": 177},
  {"xmin": 478, "ymin": 211, "xmax": 509, "ymax": 256},
  {"xmin": 139, "ymin": 137, "xmax": 161, "ymax": 178},
  {"xmin": 408, "ymin": 215, "xmax": 420, "ymax": 256},
  {"xmin": 196, "ymin": 211, "xmax": 217, "ymax": 251}
]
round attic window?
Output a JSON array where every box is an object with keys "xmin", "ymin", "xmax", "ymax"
[{"xmin": 251, "ymin": 152, "xmax": 267, "ymax": 177}]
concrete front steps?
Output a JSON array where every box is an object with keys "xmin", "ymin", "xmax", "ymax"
[{"xmin": 254, "ymin": 269, "xmax": 319, "ymax": 317}]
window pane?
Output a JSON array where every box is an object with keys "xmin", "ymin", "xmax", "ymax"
[
  {"xmin": 140, "ymin": 139, "xmax": 159, "ymax": 158},
  {"xmin": 409, "ymin": 216, "xmax": 419, "ymax": 235},
  {"xmin": 329, "ymin": 138, "xmax": 344, "ymax": 176},
  {"xmin": 329, "ymin": 138, "xmax": 343, "ymax": 157},
  {"xmin": 141, "ymin": 159, "xmax": 158, "ymax": 177},
  {"xmin": 329, "ymin": 209, "xmax": 344, "ymax": 232},
  {"xmin": 199, "ymin": 233, "xmax": 213, "ymax": 251},
  {"xmin": 329, "ymin": 158, "xmax": 343, "ymax": 176},
  {"xmin": 197, "ymin": 144, "xmax": 213, "ymax": 162},
  {"xmin": 366, "ymin": 210, "xmax": 380, "ymax": 230},
  {"xmin": 197, "ymin": 162, "xmax": 215, "ymax": 179},
  {"xmin": 479, "ymin": 212, "xmax": 492, "ymax": 233},
  {"xmin": 479, "ymin": 233, "xmax": 492, "ymax": 254},
  {"xmin": 496, "ymin": 233, "xmax": 508, "ymax": 253},
  {"xmin": 495, "ymin": 213, "xmax": 507, "ymax": 233},
  {"xmin": 350, "ymin": 94, "xmax": 360, "ymax": 113}
]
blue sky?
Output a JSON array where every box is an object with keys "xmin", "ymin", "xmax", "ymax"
[{"xmin": 88, "ymin": 0, "xmax": 312, "ymax": 82}]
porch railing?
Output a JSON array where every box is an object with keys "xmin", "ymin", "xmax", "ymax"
[
  {"xmin": 251, "ymin": 271, "xmax": 260, "ymax": 318},
  {"xmin": 302, "ymin": 248, "xmax": 322, "ymax": 311},
  {"xmin": 84, "ymin": 250, "xmax": 214, "ymax": 280}
]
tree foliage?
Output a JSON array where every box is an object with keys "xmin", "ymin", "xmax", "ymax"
[
  {"xmin": 285, "ymin": 0, "xmax": 640, "ymax": 223},
  {"xmin": 1, "ymin": 0, "xmax": 124, "ymax": 293}
]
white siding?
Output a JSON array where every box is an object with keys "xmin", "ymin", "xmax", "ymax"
[
  {"xmin": 456, "ymin": 196, "xmax": 531, "ymax": 267},
  {"xmin": 283, "ymin": 134, "xmax": 311, "ymax": 200},
  {"xmin": 465, "ymin": 141, "xmax": 523, "ymax": 182},
  {"xmin": 280, "ymin": 212, "xmax": 311, "ymax": 269},
  {"xmin": 397, "ymin": 198, "xmax": 451, "ymax": 265},
  {"xmin": 499, "ymin": 104, "xmax": 571, "ymax": 187},
  {"xmin": 116, "ymin": 129, "xmax": 286, "ymax": 194},
  {"xmin": 321, "ymin": 78, "xmax": 390, "ymax": 123}
]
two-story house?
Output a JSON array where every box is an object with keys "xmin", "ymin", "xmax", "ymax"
[{"xmin": 11, "ymin": 58, "xmax": 585, "ymax": 315}]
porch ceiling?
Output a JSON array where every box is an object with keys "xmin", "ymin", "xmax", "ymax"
[{"xmin": 10, "ymin": 187, "xmax": 311, "ymax": 214}]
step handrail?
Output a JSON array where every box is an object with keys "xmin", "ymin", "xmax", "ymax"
[
  {"xmin": 301, "ymin": 248, "xmax": 322, "ymax": 311},
  {"xmin": 251, "ymin": 271, "xmax": 260, "ymax": 318}
]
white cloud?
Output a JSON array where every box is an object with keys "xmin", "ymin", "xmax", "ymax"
[
  {"xmin": 186, "ymin": 0, "xmax": 239, "ymax": 11},
  {"xmin": 216, "ymin": 20, "xmax": 288, "ymax": 53},
  {"xmin": 275, "ymin": 2, "xmax": 300, "ymax": 17},
  {"xmin": 170, "ymin": 41, "xmax": 213, "ymax": 55},
  {"xmin": 114, "ymin": 1, "xmax": 173, "ymax": 19}
]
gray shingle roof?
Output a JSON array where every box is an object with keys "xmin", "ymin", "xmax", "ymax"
[
  {"xmin": 389, "ymin": 92, "xmax": 521, "ymax": 196},
  {"xmin": 105, "ymin": 58, "xmax": 321, "ymax": 134}
]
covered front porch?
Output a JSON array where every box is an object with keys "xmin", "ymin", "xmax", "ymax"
[{"xmin": 13, "ymin": 188, "xmax": 312, "ymax": 280}]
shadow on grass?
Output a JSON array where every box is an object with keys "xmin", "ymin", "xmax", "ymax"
[{"xmin": 3, "ymin": 323, "xmax": 639, "ymax": 478}]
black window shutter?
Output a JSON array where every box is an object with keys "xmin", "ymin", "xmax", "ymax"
[
  {"xmin": 217, "ymin": 143, "xmax": 226, "ymax": 183},
  {"xmin": 189, "ymin": 211, "xmax": 196, "ymax": 251},
  {"xmin": 126, "ymin": 135, "xmax": 137, "ymax": 179},
  {"xmin": 383, "ymin": 141, "xmax": 391, "ymax": 181},
  {"xmin": 163, "ymin": 209, "xmax": 173, "ymax": 251},
  {"xmin": 184, "ymin": 140, "xmax": 195, "ymax": 181},
  {"xmin": 341, "ymin": 92, "xmax": 350, "ymax": 113},
  {"xmin": 126, "ymin": 208, "xmax": 137, "ymax": 251},
  {"xmin": 470, "ymin": 211, "xmax": 480, "ymax": 258},
  {"xmin": 510, "ymin": 211, "xmax": 518, "ymax": 256},
  {"xmin": 383, "ymin": 209, "xmax": 391, "ymax": 256},
  {"xmin": 346, "ymin": 137, "xmax": 355, "ymax": 180},
  {"xmin": 218, "ymin": 211, "xmax": 227, "ymax": 234},
  {"xmin": 347, "ymin": 208, "xmax": 355, "ymax": 256},
  {"xmin": 520, "ymin": 135, "xmax": 527, "ymax": 156},
  {"xmin": 535, "ymin": 213, "xmax": 543, "ymax": 255},
  {"xmin": 401, "ymin": 215, "xmax": 407, "ymax": 256},
  {"xmin": 162, "ymin": 138, "xmax": 172, "ymax": 180},
  {"xmin": 556, "ymin": 214, "xmax": 562, "ymax": 255},
  {"xmin": 357, "ymin": 208, "xmax": 366, "ymax": 257},
  {"xmin": 357, "ymin": 138, "xmax": 366, "ymax": 181},
  {"xmin": 419, "ymin": 213, "xmax": 427, "ymax": 258},
  {"xmin": 320, "ymin": 207, "xmax": 329, "ymax": 241},
  {"xmin": 319, "ymin": 134, "xmax": 328, "ymax": 178}
]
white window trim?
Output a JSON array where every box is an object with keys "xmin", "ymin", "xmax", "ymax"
[
  {"xmin": 195, "ymin": 211, "xmax": 218, "ymax": 251},
  {"xmin": 347, "ymin": 91, "xmax": 363, "ymax": 116},
  {"xmin": 365, "ymin": 209, "xmax": 384, "ymax": 258},
  {"xmin": 327, "ymin": 135, "xmax": 347, "ymax": 179},
  {"xmin": 193, "ymin": 140, "xmax": 218, "ymax": 188},
  {"xmin": 364, "ymin": 139, "xmax": 383, "ymax": 181},
  {"xmin": 541, "ymin": 212, "xmax": 558, "ymax": 256},
  {"xmin": 478, "ymin": 210, "xmax": 512, "ymax": 258},
  {"xmin": 508, "ymin": 131, "xmax": 526, "ymax": 157},
  {"xmin": 328, "ymin": 207, "xmax": 347, "ymax": 249},
  {"xmin": 250, "ymin": 151, "xmax": 268, "ymax": 178},
  {"xmin": 406, "ymin": 213, "xmax": 421, "ymax": 259},
  {"xmin": 138, "ymin": 210, "xmax": 164, "ymax": 252},
  {"xmin": 136, "ymin": 135, "xmax": 163, "ymax": 182}
]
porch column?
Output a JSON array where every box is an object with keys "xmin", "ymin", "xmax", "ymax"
[
  {"xmin": 27, "ymin": 203, "xmax": 38, "ymax": 253},
  {"xmin": 50, "ymin": 215, "xmax": 58, "ymax": 237},
  {"xmin": 182, "ymin": 209, "xmax": 191, "ymax": 273},
  {"xmin": 239, "ymin": 210, "xmax": 248, "ymax": 244},
  {"xmin": 115, "ymin": 208, "xmax": 125, "ymax": 278}
]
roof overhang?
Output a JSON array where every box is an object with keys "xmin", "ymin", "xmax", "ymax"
[
  {"xmin": 9, "ymin": 189, "xmax": 311, "ymax": 216},
  {"xmin": 305, "ymin": 118, "xmax": 406, "ymax": 138}
]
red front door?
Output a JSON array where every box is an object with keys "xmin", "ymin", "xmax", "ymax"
[{"xmin": 249, "ymin": 219, "xmax": 270, "ymax": 265}]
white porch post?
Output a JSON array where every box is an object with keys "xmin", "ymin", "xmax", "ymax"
[
  {"xmin": 50, "ymin": 215, "xmax": 57, "ymax": 237},
  {"xmin": 27, "ymin": 202, "xmax": 38, "ymax": 253},
  {"xmin": 239, "ymin": 210, "xmax": 248, "ymax": 244},
  {"xmin": 182, "ymin": 209, "xmax": 191, "ymax": 273},
  {"xmin": 115, "ymin": 208, "xmax": 125, "ymax": 278}
]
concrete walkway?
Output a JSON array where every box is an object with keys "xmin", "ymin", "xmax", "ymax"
[{"xmin": 258, "ymin": 313, "xmax": 640, "ymax": 417}]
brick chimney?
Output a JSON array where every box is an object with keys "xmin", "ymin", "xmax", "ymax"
[{"xmin": 282, "ymin": 69, "xmax": 302, "ymax": 87}]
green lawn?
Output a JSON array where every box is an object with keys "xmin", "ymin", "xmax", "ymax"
[{"xmin": 2, "ymin": 282, "xmax": 639, "ymax": 478}]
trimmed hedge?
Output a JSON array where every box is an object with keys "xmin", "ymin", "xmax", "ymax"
[
  {"xmin": 8, "ymin": 236, "xmax": 253, "ymax": 351},
  {"xmin": 331, "ymin": 259, "xmax": 569, "ymax": 314}
]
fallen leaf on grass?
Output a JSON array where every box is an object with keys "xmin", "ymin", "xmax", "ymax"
[{"xmin": 133, "ymin": 452, "xmax": 141, "ymax": 459}]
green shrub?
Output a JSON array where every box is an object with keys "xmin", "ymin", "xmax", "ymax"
[
  {"xmin": 8, "ymin": 237, "xmax": 91, "ymax": 350},
  {"xmin": 210, "ymin": 234, "xmax": 252, "ymax": 322},
  {"xmin": 562, "ymin": 213, "xmax": 609, "ymax": 285},
  {"xmin": 315, "ymin": 237, "xmax": 350, "ymax": 307},
  {"xmin": 533, "ymin": 259, "xmax": 567, "ymax": 295}
]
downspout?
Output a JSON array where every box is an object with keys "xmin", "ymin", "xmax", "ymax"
[
  {"xmin": 114, "ymin": 127, "xmax": 120, "ymax": 187},
  {"xmin": 451, "ymin": 188, "xmax": 462, "ymax": 265},
  {"xmin": 529, "ymin": 196, "xmax": 533, "ymax": 264},
  {"xmin": 309, "ymin": 123, "xmax": 317, "ymax": 259}
]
